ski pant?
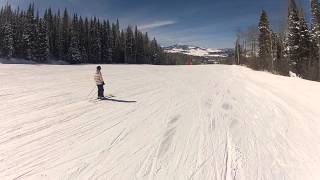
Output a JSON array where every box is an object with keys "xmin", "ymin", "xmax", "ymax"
[{"xmin": 97, "ymin": 85, "xmax": 104, "ymax": 98}]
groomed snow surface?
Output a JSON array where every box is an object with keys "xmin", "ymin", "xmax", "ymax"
[{"xmin": 1, "ymin": 64, "xmax": 320, "ymax": 180}]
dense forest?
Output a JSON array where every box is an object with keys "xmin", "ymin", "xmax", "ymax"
[
  {"xmin": 0, "ymin": 3, "xmax": 189, "ymax": 65},
  {"xmin": 235, "ymin": 0, "xmax": 320, "ymax": 82}
]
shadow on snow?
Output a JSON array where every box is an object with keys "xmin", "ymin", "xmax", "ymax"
[{"xmin": 100, "ymin": 97, "xmax": 137, "ymax": 103}]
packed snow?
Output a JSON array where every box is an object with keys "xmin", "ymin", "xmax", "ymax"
[{"xmin": 1, "ymin": 64, "xmax": 320, "ymax": 180}]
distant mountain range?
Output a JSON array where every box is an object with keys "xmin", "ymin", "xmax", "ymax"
[{"xmin": 164, "ymin": 45, "xmax": 234, "ymax": 58}]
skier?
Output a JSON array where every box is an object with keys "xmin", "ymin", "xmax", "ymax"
[{"xmin": 94, "ymin": 66, "xmax": 105, "ymax": 99}]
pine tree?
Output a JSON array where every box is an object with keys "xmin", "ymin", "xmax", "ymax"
[
  {"xmin": 2, "ymin": 22, "xmax": 14, "ymax": 59},
  {"xmin": 82, "ymin": 17, "xmax": 89, "ymax": 63},
  {"xmin": 287, "ymin": 0, "xmax": 302, "ymax": 76},
  {"xmin": 258, "ymin": 10, "xmax": 273, "ymax": 71},
  {"xmin": 150, "ymin": 38, "xmax": 159, "ymax": 64},
  {"xmin": 311, "ymin": 0, "xmax": 320, "ymax": 80},
  {"xmin": 125, "ymin": 26, "xmax": 134, "ymax": 63},
  {"xmin": 119, "ymin": 30, "xmax": 126, "ymax": 63},
  {"xmin": 0, "ymin": 3, "xmax": 166, "ymax": 65},
  {"xmin": 298, "ymin": 12, "xmax": 312, "ymax": 79},
  {"xmin": 274, "ymin": 33, "xmax": 289, "ymax": 76},
  {"xmin": 135, "ymin": 31, "xmax": 144, "ymax": 64},
  {"xmin": 106, "ymin": 20, "xmax": 113, "ymax": 63},
  {"xmin": 23, "ymin": 3, "xmax": 36, "ymax": 60},
  {"xmin": 143, "ymin": 32, "xmax": 150, "ymax": 64},
  {"xmin": 51, "ymin": 10, "xmax": 62, "ymax": 59},
  {"xmin": 80, "ymin": 45, "xmax": 88, "ymax": 63},
  {"xmin": 68, "ymin": 30, "xmax": 81, "ymax": 64},
  {"xmin": 62, "ymin": 8, "xmax": 70, "ymax": 61},
  {"xmin": 12, "ymin": 8, "xmax": 24, "ymax": 58},
  {"xmin": 35, "ymin": 19, "xmax": 49, "ymax": 62},
  {"xmin": 287, "ymin": 0, "xmax": 312, "ymax": 78},
  {"xmin": 234, "ymin": 38, "xmax": 241, "ymax": 65},
  {"xmin": 88, "ymin": 17, "xmax": 101, "ymax": 63},
  {"xmin": 44, "ymin": 7, "xmax": 54, "ymax": 57},
  {"xmin": 112, "ymin": 22, "xmax": 120, "ymax": 63},
  {"xmin": 100, "ymin": 20, "xmax": 108, "ymax": 63}
]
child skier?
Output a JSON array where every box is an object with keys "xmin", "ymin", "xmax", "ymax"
[{"xmin": 94, "ymin": 66, "xmax": 105, "ymax": 99}]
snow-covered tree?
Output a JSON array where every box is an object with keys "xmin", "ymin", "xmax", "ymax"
[
  {"xmin": 100, "ymin": 20, "xmax": 109, "ymax": 63},
  {"xmin": 35, "ymin": 19, "xmax": 49, "ymax": 62},
  {"xmin": 12, "ymin": 9, "xmax": 25, "ymax": 58},
  {"xmin": 150, "ymin": 38, "xmax": 159, "ymax": 64},
  {"xmin": 258, "ymin": 10, "xmax": 273, "ymax": 71},
  {"xmin": 274, "ymin": 33, "xmax": 289, "ymax": 76},
  {"xmin": 287, "ymin": 0, "xmax": 301, "ymax": 75},
  {"xmin": 286, "ymin": 0, "xmax": 312, "ymax": 78},
  {"xmin": 311, "ymin": 0, "xmax": 320, "ymax": 80},
  {"xmin": 2, "ymin": 23, "xmax": 14, "ymax": 59},
  {"xmin": 68, "ymin": 30, "xmax": 81, "ymax": 64},
  {"xmin": 125, "ymin": 26, "xmax": 134, "ymax": 63},
  {"xmin": 22, "ymin": 4, "xmax": 37, "ymax": 60},
  {"xmin": 298, "ymin": 12, "xmax": 312, "ymax": 79},
  {"xmin": 311, "ymin": 0, "xmax": 320, "ymax": 41},
  {"xmin": 88, "ymin": 18, "xmax": 101, "ymax": 63},
  {"xmin": 61, "ymin": 8, "xmax": 70, "ymax": 61},
  {"xmin": 106, "ymin": 20, "xmax": 113, "ymax": 63},
  {"xmin": 0, "ymin": 3, "xmax": 166, "ymax": 65}
]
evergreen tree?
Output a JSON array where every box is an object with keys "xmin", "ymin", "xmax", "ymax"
[
  {"xmin": 62, "ymin": 8, "xmax": 70, "ymax": 61},
  {"xmin": 274, "ymin": 33, "xmax": 289, "ymax": 76},
  {"xmin": 2, "ymin": 22, "xmax": 14, "ymax": 59},
  {"xmin": 258, "ymin": 10, "xmax": 273, "ymax": 71},
  {"xmin": 0, "ymin": 3, "xmax": 168, "ymax": 65},
  {"xmin": 106, "ymin": 20, "xmax": 113, "ymax": 63},
  {"xmin": 234, "ymin": 38, "xmax": 241, "ymax": 65},
  {"xmin": 125, "ymin": 26, "xmax": 134, "ymax": 63},
  {"xmin": 150, "ymin": 38, "xmax": 159, "ymax": 64},
  {"xmin": 35, "ymin": 19, "xmax": 49, "ymax": 62},
  {"xmin": 287, "ymin": 0, "xmax": 312, "ymax": 78},
  {"xmin": 100, "ymin": 20, "xmax": 108, "ymax": 63},
  {"xmin": 12, "ymin": 9, "xmax": 24, "ymax": 58},
  {"xmin": 44, "ymin": 7, "xmax": 54, "ymax": 57},
  {"xmin": 298, "ymin": 12, "xmax": 312, "ymax": 79},
  {"xmin": 135, "ymin": 31, "xmax": 144, "ymax": 64},
  {"xmin": 143, "ymin": 32, "xmax": 150, "ymax": 64},
  {"xmin": 311, "ymin": 0, "xmax": 320, "ymax": 80},
  {"xmin": 287, "ymin": 0, "xmax": 302, "ymax": 76},
  {"xmin": 51, "ymin": 10, "xmax": 62, "ymax": 59},
  {"xmin": 233, "ymin": 0, "xmax": 320, "ymax": 82},
  {"xmin": 23, "ymin": 3, "xmax": 36, "ymax": 60},
  {"xmin": 88, "ymin": 17, "xmax": 101, "ymax": 63},
  {"xmin": 112, "ymin": 22, "xmax": 121, "ymax": 62},
  {"xmin": 82, "ymin": 17, "xmax": 89, "ymax": 63},
  {"xmin": 68, "ymin": 30, "xmax": 81, "ymax": 64}
]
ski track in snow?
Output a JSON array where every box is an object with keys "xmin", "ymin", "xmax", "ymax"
[{"xmin": 0, "ymin": 64, "xmax": 320, "ymax": 180}]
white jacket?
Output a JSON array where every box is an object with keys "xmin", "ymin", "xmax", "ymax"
[{"xmin": 94, "ymin": 71, "xmax": 104, "ymax": 85}]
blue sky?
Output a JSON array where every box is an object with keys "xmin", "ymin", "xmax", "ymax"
[{"xmin": 0, "ymin": 0, "xmax": 310, "ymax": 48}]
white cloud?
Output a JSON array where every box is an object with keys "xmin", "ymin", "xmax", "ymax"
[{"xmin": 139, "ymin": 20, "xmax": 176, "ymax": 30}]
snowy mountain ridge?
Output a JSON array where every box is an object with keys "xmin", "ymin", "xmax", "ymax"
[{"xmin": 164, "ymin": 44, "xmax": 233, "ymax": 58}]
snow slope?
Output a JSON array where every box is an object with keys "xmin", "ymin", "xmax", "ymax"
[
  {"xmin": 1, "ymin": 64, "xmax": 320, "ymax": 180},
  {"xmin": 164, "ymin": 45, "xmax": 232, "ymax": 58}
]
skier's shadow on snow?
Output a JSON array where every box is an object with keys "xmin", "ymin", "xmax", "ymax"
[{"xmin": 100, "ymin": 97, "xmax": 137, "ymax": 103}]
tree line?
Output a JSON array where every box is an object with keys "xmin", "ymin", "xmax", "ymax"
[
  {"xmin": 235, "ymin": 0, "xmax": 320, "ymax": 81},
  {"xmin": 0, "ymin": 4, "xmax": 189, "ymax": 65}
]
